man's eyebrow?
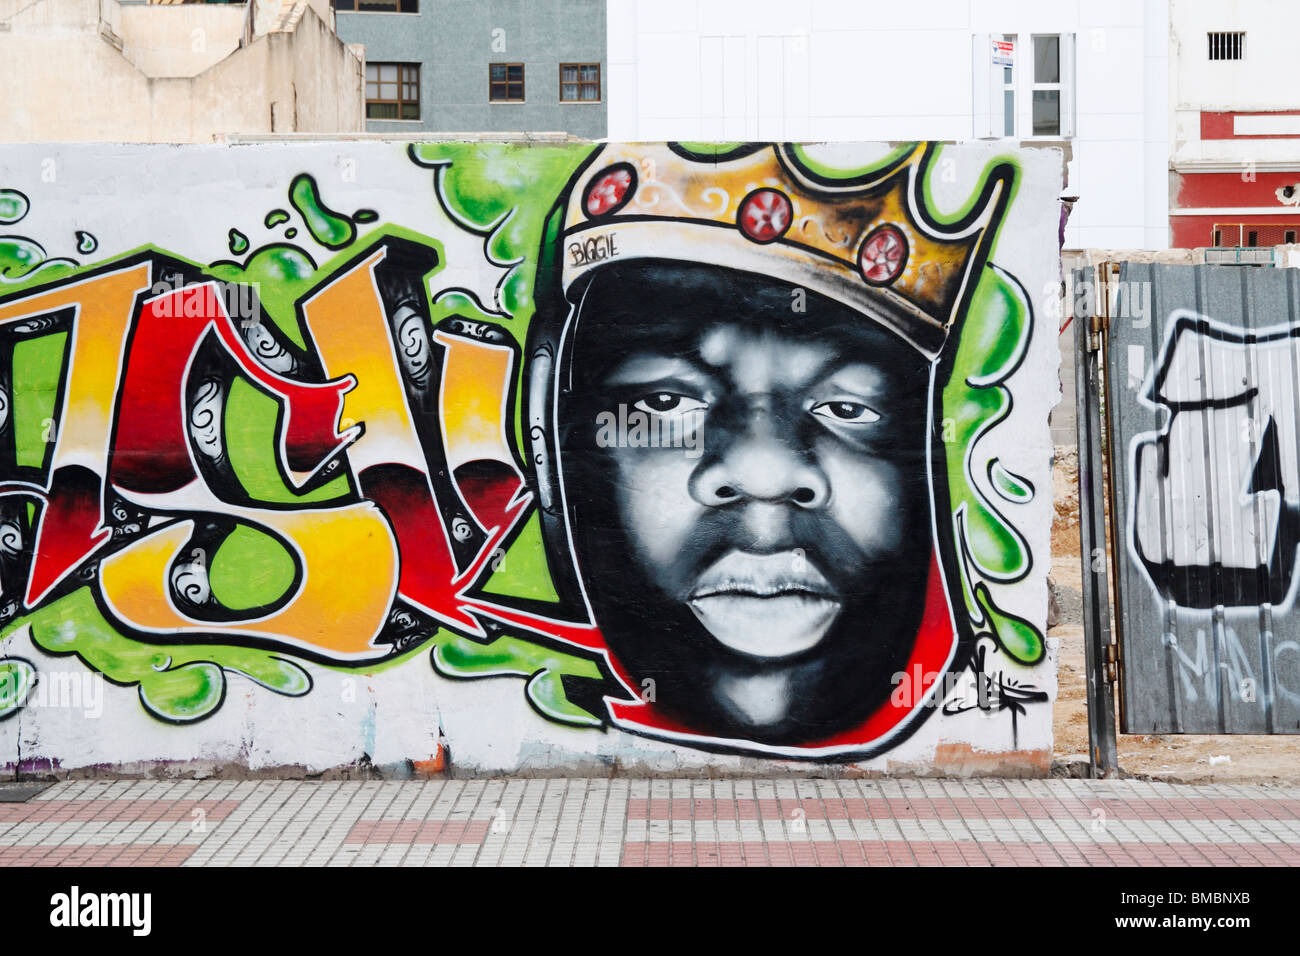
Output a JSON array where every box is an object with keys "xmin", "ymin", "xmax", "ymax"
[
  {"xmin": 813, "ymin": 360, "xmax": 895, "ymax": 395},
  {"xmin": 768, "ymin": 348, "xmax": 883, "ymax": 394},
  {"xmin": 602, "ymin": 353, "xmax": 713, "ymax": 386}
]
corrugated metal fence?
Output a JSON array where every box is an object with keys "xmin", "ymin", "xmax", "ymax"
[{"xmin": 1099, "ymin": 261, "xmax": 1300, "ymax": 734}]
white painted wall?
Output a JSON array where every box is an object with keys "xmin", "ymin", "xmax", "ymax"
[
  {"xmin": 607, "ymin": 0, "xmax": 1170, "ymax": 249},
  {"xmin": 119, "ymin": 4, "xmax": 246, "ymax": 79},
  {"xmin": 1170, "ymin": 0, "xmax": 1300, "ymax": 169},
  {"xmin": 1172, "ymin": 0, "xmax": 1295, "ymax": 111}
]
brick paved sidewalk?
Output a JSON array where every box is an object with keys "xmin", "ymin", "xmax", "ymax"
[{"xmin": 0, "ymin": 777, "xmax": 1297, "ymax": 867}]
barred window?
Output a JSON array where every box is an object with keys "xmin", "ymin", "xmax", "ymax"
[{"xmin": 1208, "ymin": 32, "xmax": 1245, "ymax": 60}]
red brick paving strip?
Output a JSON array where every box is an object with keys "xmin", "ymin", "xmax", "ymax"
[
  {"xmin": 625, "ymin": 795, "xmax": 1300, "ymax": 823},
  {"xmin": 0, "ymin": 845, "xmax": 196, "ymax": 866},
  {"xmin": 616, "ymin": 839, "xmax": 1300, "ymax": 867}
]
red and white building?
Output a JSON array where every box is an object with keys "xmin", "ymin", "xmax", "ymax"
[{"xmin": 1170, "ymin": 0, "xmax": 1300, "ymax": 249}]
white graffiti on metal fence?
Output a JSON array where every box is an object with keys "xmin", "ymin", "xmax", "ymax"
[{"xmin": 1130, "ymin": 310, "xmax": 1300, "ymax": 611}]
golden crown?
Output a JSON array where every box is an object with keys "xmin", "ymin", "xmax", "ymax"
[{"xmin": 559, "ymin": 142, "xmax": 1014, "ymax": 360}]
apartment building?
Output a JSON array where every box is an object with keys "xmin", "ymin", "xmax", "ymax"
[{"xmin": 333, "ymin": 0, "xmax": 607, "ymax": 137}]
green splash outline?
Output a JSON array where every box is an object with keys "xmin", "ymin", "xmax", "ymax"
[{"xmin": 1, "ymin": 588, "xmax": 311, "ymax": 723}]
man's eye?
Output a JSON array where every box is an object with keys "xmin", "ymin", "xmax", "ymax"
[
  {"xmin": 810, "ymin": 401, "xmax": 880, "ymax": 424},
  {"xmin": 634, "ymin": 393, "xmax": 708, "ymax": 416}
]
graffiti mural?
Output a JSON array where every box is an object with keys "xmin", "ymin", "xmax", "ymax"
[
  {"xmin": 1112, "ymin": 263, "xmax": 1300, "ymax": 734},
  {"xmin": 0, "ymin": 142, "xmax": 1059, "ymax": 768}
]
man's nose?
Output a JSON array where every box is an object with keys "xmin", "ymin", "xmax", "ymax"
[{"xmin": 688, "ymin": 405, "xmax": 830, "ymax": 508}]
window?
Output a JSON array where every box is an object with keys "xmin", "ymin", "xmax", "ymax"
[
  {"xmin": 1031, "ymin": 35, "xmax": 1061, "ymax": 136},
  {"xmin": 331, "ymin": 0, "xmax": 419, "ymax": 12},
  {"xmin": 974, "ymin": 33, "xmax": 1073, "ymax": 140},
  {"xmin": 366, "ymin": 63, "xmax": 420, "ymax": 120},
  {"xmin": 1212, "ymin": 224, "xmax": 1294, "ymax": 247},
  {"xmin": 1208, "ymin": 32, "xmax": 1245, "ymax": 60},
  {"xmin": 998, "ymin": 35, "xmax": 1015, "ymax": 137},
  {"xmin": 490, "ymin": 63, "xmax": 525, "ymax": 102},
  {"xmin": 332, "ymin": 0, "xmax": 418, "ymax": 10},
  {"xmin": 560, "ymin": 63, "xmax": 601, "ymax": 102}
]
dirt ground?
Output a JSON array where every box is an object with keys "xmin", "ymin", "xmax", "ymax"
[{"xmin": 1049, "ymin": 447, "xmax": 1300, "ymax": 782}]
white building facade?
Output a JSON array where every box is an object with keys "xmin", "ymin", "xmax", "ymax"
[{"xmin": 606, "ymin": 0, "xmax": 1170, "ymax": 249}]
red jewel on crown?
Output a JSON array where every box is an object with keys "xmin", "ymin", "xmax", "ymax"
[
  {"xmin": 737, "ymin": 188, "xmax": 792, "ymax": 244},
  {"xmin": 584, "ymin": 165, "xmax": 636, "ymax": 218},
  {"xmin": 858, "ymin": 224, "xmax": 908, "ymax": 285}
]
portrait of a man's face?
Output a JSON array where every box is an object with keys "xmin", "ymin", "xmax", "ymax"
[
  {"xmin": 526, "ymin": 141, "xmax": 1015, "ymax": 756},
  {"xmin": 558, "ymin": 261, "xmax": 935, "ymax": 745}
]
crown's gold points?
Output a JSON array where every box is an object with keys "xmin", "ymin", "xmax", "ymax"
[{"xmin": 560, "ymin": 143, "xmax": 1010, "ymax": 360}]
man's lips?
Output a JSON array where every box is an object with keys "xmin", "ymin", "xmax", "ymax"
[
  {"xmin": 688, "ymin": 549, "xmax": 838, "ymax": 599},
  {"xmin": 686, "ymin": 550, "xmax": 842, "ymax": 660}
]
